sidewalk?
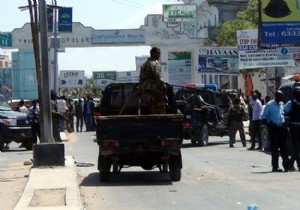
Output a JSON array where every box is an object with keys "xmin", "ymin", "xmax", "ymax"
[{"xmin": 14, "ymin": 132, "xmax": 83, "ymax": 210}]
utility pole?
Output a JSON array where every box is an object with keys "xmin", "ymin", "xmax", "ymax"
[
  {"xmin": 53, "ymin": 0, "xmax": 59, "ymax": 93},
  {"xmin": 38, "ymin": 0, "xmax": 53, "ymax": 143}
]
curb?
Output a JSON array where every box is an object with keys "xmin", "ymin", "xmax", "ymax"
[{"xmin": 14, "ymin": 156, "xmax": 83, "ymax": 210}]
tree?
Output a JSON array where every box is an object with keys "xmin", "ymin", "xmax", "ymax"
[
  {"xmin": 214, "ymin": 0, "xmax": 258, "ymax": 46},
  {"xmin": 59, "ymin": 76, "xmax": 103, "ymax": 99}
]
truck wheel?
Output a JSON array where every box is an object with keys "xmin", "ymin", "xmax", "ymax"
[
  {"xmin": 23, "ymin": 139, "xmax": 33, "ymax": 150},
  {"xmin": 198, "ymin": 125, "xmax": 209, "ymax": 146},
  {"xmin": 0, "ymin": 133, "xmax": 4, "ymax": 152},
  {"xmin": 260, "ymin": 124, "xmax": 270, "ymax": 151},
  {"xmin": 98, "ymin": 155, "xmax": 111, "ymax": 182},
  {"xmin": 169, "ymin": 155, "xmax": 182, "ymax": 181}
]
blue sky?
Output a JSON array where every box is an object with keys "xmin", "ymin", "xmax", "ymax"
[{"xmin": 0, "ymin": 0, "xmax": 180, "ymax": 77}]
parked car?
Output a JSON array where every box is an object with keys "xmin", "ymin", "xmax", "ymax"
[{"xmin": 0, "ymin": 95, "xmax": 32, "ymax": 151}]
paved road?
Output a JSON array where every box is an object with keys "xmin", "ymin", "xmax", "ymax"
[
  {"xmin": 1, "ymin": 130, "xmax": 300, "ymax": 210},
  {"xmin": 66, "ymin": 132, "xmax": 300, "ymax": 210}
]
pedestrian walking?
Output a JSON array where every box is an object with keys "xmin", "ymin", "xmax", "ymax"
[
  {"xmin": 84, "ymin": 95, "xmax": 95, "ymax": 132},
  {"xmin": 66, "ymin": 98, "xmax": 75, "ymax": 133},
  {"xmin": 284, "ymin": 86, "xmax": 300, "ymax": 171},
  {"xmin": 227, "ymin": 97, "xmax": 247, "ymax": 148},
  {"xmin": 51, "ymin": 90, "xmax": 62, "ymax": 142},
  {"xmin": 261, "ymin": 90, "xmax": 289, "ymax": 172},
  {"xmin": 75, "ymin": 98, "xmax": 84, "ymax": 132},
  {"xmin": 27, "ymin": 99, "xmax": 40, "ymax": 145},
  {"xmin": 248, "ymin": 92, "xmax": 263, "ymax": 150}
]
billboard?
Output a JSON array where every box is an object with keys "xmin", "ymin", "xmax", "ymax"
[
  {"xmin": 237, "ymin": 29, "xmax": 295, "ymax": 69},
  {"xmin": 58, "ymin": 7, "xmax": 73, "ymax": 32},
  {"xmin": 163, "ymin": 4, "xmax": 197, "ymax": 38},
  {"xmin": 197, "ymin": 47, "xmax": 239, "ymax": 74},
  {"xmin": 93, "ymin": 71, "xmax": 117, "ymax": 88},
  {"xmin": 259, "ymin": 0, "xmax": 300, "ymax": 47},
  {"xmin": 117, "ymin": 71, "xmax": 140, "ymax": 83},
  {"xmin": 163, "ymin": 4, "xmax": 197, "ymax": 22},
  {"xmin": 168, "ymin": 51, "xmax": 192, "ymax": 86},
  {"xmin": 59, "ymin": 70, "xmax": 85, "ymax": 88}
]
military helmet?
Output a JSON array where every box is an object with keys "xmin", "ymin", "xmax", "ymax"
[{"xmin": 293, "ymin": 86, "xmax": 300, "ymax": 94}]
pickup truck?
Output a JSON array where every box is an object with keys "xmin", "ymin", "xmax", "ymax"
[
  {"xmin": 173, "ymin": 85, "xmax": 236, "ymax": 145},
  {"xmin": 0, "ymin": 95, "xmax": 32, "ymax": 151},
  {"xmin": 95, "ymin": 83, "xmax": 183, "ymax": 182}
]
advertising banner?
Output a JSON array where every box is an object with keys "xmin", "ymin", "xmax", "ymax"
[
  {"xmin": 117, "ymin": 71, "xmax": 140, "ymax": 83},
  {"xmin": 93, "ymin": 71, "xmax": 117, "ymax": 88},
  {"xmin": 197, "ymin": 47, "xmax": 239, "ymax": 74},
  {"xmin": 58, "ymin": 7, "xmax": 73, "ymax": 32},
  {"xmin": 237, "ymin": 29, "xmax": 295, "ymax": 69},
  {"xmin": 259, "ymin": 0, "xmax": 300, "ymax": 46},
  {"xmin": 47, "ymin": 8, "xmax": 54, "ymax": 32},
  {"xmin": 59, "ymin": 70, "xmax": 85, "ymax": 88},
  {"xmin": 163, "ymin": 4, "xmax": 197, "ymax": 22},
  {"xmin": 168, "ymin": 51, "xmax": 192, "ymax": 86},
  {"xmin": 163, "ymin": 4, "xmax": 197, "ymax": 38},
  {"xmin": 135, "ymin": 56, "xmax": 148, "ymax": 71}
]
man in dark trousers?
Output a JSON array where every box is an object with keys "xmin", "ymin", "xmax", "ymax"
[
  {"xmin": 261, "ymin": 90, "xmax": 289, "ymax": 172},
  {"xmin": 75, "ymin": 98, "xmax": 84, "ymax": 132},
  {"xmin": 284, "ymin": 86, "xmax": 300, "ymax": 171},
  {"xmin": 27, "ymin": 99, "xmax": 40, "ymax": 145},
  {"xmin": 227, "ymin": 97, "xmax": 247, "ymax": 148}
]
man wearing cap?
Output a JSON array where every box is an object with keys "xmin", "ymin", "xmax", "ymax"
[
  {"xmin": 284, "ymin": 86, "xmax": 300, "ymax": 171},
  {"xmin": 261, "ymin": 90, "xmax": 289, "ymax": 172}
]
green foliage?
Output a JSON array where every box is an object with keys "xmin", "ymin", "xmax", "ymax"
[
  {"xmin": 215, "ymin": 0, "xmax": 258, "ymax": 46},
  {"xmin": 59, "ymin": 76, "xmax": 103, "ymax": 99}
]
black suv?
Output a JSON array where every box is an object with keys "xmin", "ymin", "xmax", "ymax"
[{"xmin": 0, "ymin": 95, "xmax": 32, "ymax": 151}]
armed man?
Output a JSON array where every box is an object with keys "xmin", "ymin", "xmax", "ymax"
[{"xmin": 139, "ymin": 47, "xmax": 166, "ymax": 114}]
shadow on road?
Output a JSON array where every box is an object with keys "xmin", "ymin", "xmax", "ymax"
[
  {"xmin": 181, "ymin": 140, "xmax": 228, "ymax": 148},
  {"xmin": 80, "ymin": 171, "xmax": 174, "ymax": 187}
]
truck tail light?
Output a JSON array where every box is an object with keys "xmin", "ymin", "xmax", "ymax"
[
  {"xmin": 184, "ymin": 122, "xmax": 191, "ymax": 127},
  {"xmin": 162, "ymin": 138, "xmax": 182, "ymax": 147},
  {"xmin": 101, "ymin": 140, "xmax": 119, "ymax": 148}
]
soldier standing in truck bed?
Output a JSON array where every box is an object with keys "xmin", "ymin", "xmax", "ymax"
[{"xmin": 139, "ymin": 47, "xmax": 166, "ymax": 114}]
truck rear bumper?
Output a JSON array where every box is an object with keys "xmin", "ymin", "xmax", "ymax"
[{"xmin": 100, "ymin": 146, "xmax": 181, "ymax": 156}]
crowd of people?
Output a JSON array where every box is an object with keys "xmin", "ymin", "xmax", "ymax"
[
  {"xmin": 225, "ymin": 85, "xmax": 300, "ymax": 173},
  {"xmin": 12, "ymin": 93, "xmax": 99, "ymax": 148}
]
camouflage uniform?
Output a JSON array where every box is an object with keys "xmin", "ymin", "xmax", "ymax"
[
  {"xmin": 227, "ymin": 103, "xmax": 247, "ymax": 147},
  {"xmin": 139, "ymin": 57, "xmax": 165, "ymax": 114}
]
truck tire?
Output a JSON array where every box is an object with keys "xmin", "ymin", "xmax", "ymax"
[
  {"xmin": 23, "ymin": 139, "xmax": 33, "ymax": 150},
  {"xmin": 192, "ymin": 125, "xmax": 209, "ymax": 146},
  {"xmin": 169, "ymin": 155, "xmax": 182, "ymax": 181},
  {"xmin": 0, "ymin": 132, "xmax": 4, "ymax": 152},
  {"xmin": 198, "ymin": 125, "xmax": 209, "ymax": 146},
  {"xmin": 98, "ymin": 155, "xmax": 111, "ymax": 182},
  {"xmin": 260, "ymin": 124, "xmax": 270, "ymax": 151}
]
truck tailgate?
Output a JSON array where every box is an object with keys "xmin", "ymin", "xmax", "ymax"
[{"xmin": 96, "ymin": 114, "xmax": 183, "ymax": 146}]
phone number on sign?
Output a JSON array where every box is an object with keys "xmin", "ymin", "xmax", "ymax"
[{"xmin": 281, "ymin": 31, "xmax": 300, "ymax": 36}]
